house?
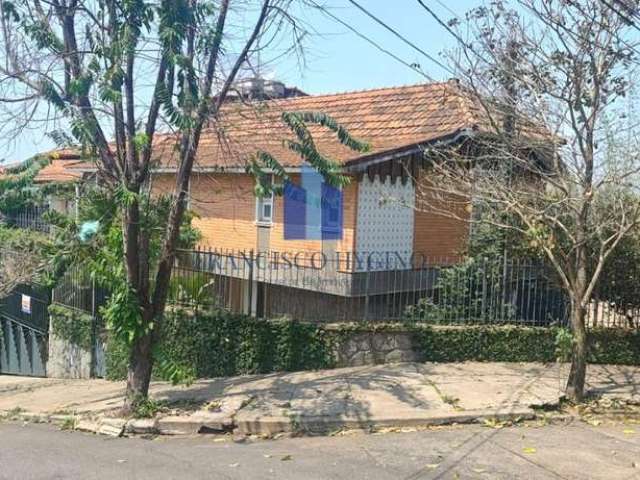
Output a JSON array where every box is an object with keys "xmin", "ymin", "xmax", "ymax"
[{"xmin": 34, "ymin": 80, "xmax": 494, "ymax": 321}]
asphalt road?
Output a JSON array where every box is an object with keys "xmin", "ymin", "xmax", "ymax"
[{"xmin": 0, "ymin": 421, "xmax": 639, "ymax": 479}]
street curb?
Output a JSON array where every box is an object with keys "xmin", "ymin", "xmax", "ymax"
[
  {"xmin": 234, "ymin": 408, "xmax": 537, "ymax": 435},
  {"xmin": 1, "ymin": 406, "xmax": 542, "ymax": 438}
]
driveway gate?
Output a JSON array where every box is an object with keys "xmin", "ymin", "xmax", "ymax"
[{"xmin": 0, "ymin": 284, "xmax": 49, "ymax": 377}]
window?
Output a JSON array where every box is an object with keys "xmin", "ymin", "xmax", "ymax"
[{"xmin": 256, "ymin": 176, "xmax": 274, "ymax": 224}]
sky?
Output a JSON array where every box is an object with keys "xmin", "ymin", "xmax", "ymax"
[
  {"xmin": 274, "ymin": 0, "xmax": 478, "ymax": 94},
  {"xmin": 2, "ymin": 0, "xmax": 480, "ymax": 164}
]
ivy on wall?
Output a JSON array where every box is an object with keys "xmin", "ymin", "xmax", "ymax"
[
  {"xmin": 413, "ymin": 325, "xmax": 640, "ymax": 365},
  {"xmin": 48, "ymin": 304, "xmax": 95, "ymax": 351},
  {"xmin": 46, "ymin": 304, "xmax": 640, "ymax": 381},
  {"xmin": 105, "ymin": 308, "xmax": 337, "ymax": 381}
]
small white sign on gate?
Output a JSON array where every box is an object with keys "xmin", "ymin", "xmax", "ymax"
[{"xmin": 21, "ymin": 294, "xmax": 32, "ymax": 314}]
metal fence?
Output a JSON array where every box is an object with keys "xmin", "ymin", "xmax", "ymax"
[
  {"xmin": 2, "ymin": 206, "xmax": 50, "ymax": 233},
  {"xmin": 50, "ymin": 247, "xmax": 640, "ymax": 329},
  {"xmin": 0, "ymin": 282, "xmax": 50, "ymax": 377},
  {"xmin": 173, "ymin": 249, "xmax": 570, "ymax": 326},
  {"xmin": 52, "ymin": 267, "xmax": 108, "ymax": 316}
]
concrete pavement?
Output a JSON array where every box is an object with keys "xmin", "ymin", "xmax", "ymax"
[
  {"xmin": 0, "ymin": 420, "xmax": 639, "ymax": 479},
  {"xmin": 1, "ymin": 362, "xmax": 639, "ymax": 436}
]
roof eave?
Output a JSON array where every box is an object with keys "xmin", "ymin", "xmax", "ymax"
[{"xmin": 342, "ymin": 127, "xmax": 477, "ymax": 173}]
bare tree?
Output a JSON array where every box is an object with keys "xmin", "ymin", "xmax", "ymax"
[
  {"xmin": 416, "ymin": 0, "xmax": 640, "ymax": 401},
  {"xmin": 0, "ymin": 0, "xmax": 343, "ymax": 406},
  {"xmin": 0, "ymin": 249, "xmax": 43, "ymax": 299}
]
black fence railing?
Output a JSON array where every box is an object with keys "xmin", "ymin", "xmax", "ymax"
[
  {"xmin": 0, "ymin": 282, "xmax": 50, "ymax": 333},
  {"xmin": 2, "ymin": 206, "xmax": 51, "ymax": 233},
  {"xmin": 51, "ymin": 249, "xmax": 569, "ymax": 326},
  {"xmin": 49, "ymin": 247, "xmax": 640, "ymax": 328},
  {"xmin": 173, "ymin": 249, "xmax": 570, "ymax": 325}
]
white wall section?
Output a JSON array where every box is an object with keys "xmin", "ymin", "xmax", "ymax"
[{"xmin": 355, "ymin": 175, "xmax": 415, "ymax": 270}]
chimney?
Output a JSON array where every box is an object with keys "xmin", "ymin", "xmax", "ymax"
[{"xmin": 227, "ymin": 77, "xmax": 307, "ymax": 101}]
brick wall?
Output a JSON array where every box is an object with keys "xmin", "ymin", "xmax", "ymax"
[
  {"xmin": 413, "ymin": 174, "xmax": 470, "ymax": 260},
  {"xmin": 150, "ymin": 170, "xmax": 468, "ymax": 260},
  {"xmin": 151, "ymin": 172, "xmax": 257, "ymax": 251},
  {"xmin": 150, "ymin": 172, "xmax": 358, "ymax": 255}
]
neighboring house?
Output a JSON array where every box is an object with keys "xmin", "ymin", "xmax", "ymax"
[
  {"xmin": 34, "ymin": 149, "xmax": 84, "ymax": 217},
  {"xmin": 0, "ymin": 152, "xmax": 82, "ymax": 231},
  {"xmin": 34, "ymin": 80, "xmax": 497, "ymax": 321}
]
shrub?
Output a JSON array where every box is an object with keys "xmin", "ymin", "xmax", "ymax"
[
  {"xmin": 167, "ymin": 272, "xmax": 217, "ymax": 310},
  {"xmin": 49, "ymin": 303, "xmax": 95, "ymax": 351},
  {"xmin": 413, "ymin": 325, "xmax": 557, "ymax": 363},
  {"xmin": 106, "ymin": 309, "xmax": 336, "ymax": 380},
  {"xmin": 104, "ymin": 312, "xmax": 640, "ymax": 380}
]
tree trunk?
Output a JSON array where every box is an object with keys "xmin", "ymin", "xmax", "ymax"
[
  {"xmin": 566, "ymin": 299, "xmax": 588, "ymax": 402},
  {"xmin": 124, "ymin": 327, "xmax": 155, "ymax": 408}
]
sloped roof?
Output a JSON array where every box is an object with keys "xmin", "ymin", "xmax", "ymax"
[
  {"xmin": 38, "ymin": 80, "xmax": 486, "ymax": 177},
  {"xmin": 195, "ymin": 81, "xmax": 478, "ymax": 169},
  {"xmin": 173, "ymin": 80, "xmax": 479, "ymax": 170},
  {"xmin": 33, "ymin": 150, "xmax": 84, "ymax": 183}
]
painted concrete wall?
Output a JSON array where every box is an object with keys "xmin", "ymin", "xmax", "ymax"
[{"xmin": 355, "ymin": 175, "xmax": 415, "ymax": 270}]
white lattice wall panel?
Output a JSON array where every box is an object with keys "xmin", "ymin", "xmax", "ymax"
[{"xmin": 355, "ymin": 175, "xmax": 415, "ymax": 270}]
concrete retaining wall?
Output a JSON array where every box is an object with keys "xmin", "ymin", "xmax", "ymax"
[
  {"xmin": 327, "ymin": 325, "xmax": 419, "ymax": 367},
  {"xmin": 47, "ymin": 332, "xmax": 92, "ymax": 379}
]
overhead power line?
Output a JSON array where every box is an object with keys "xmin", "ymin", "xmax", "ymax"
[
  {"xmin": 307, "ymin": 0, "xmax": 435, "ymax": 81},
  {"xmin": 612, "ymin": 0, "xmax": 640, "ymax": 20},
  {"xmin": 434, "ymin": 0, "xmax": 460, "ymax": 19},
  {"xmin": 414, "ymin": 0, "xmax": 488, "ymax": 66},
  {"xmin": 415, "ymin": 0, "xmax": 471, "ymax": 52},
  {"xmin": 346, "ymin": 0, "xmax": 455, "ymax": 76},
  {"xmin": 601, "ymin": 0, "xmax": 640, "ymax": 34}
]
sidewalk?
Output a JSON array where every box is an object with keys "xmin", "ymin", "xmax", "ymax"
[{"xmin": 1, "ymin": 362, "xmax": 639, "ymax": 436}]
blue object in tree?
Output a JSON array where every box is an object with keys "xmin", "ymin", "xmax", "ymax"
[{"xmin": 79, "ymin": 220, "xmax": 100, "ymax": 242}]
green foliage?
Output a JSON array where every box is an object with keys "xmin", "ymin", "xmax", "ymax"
[
  {"xmin": 157, "ymin": 83, "xmax": 193, "ymax": 129},
  {"xmin": 100, "ymin": 283, "xmax": 146, "ymax": 345},
  {"xmin": 414, "ymin": 325, "xmax": 558, "ymax": 363},
  {"xmin": 414, "ymin": 325, "xmax": 640, "ymax": 365},
  {"xmin": 131, "ymin": 397, "xmax": 164, "ymax": 419},
  {"xmin": 588, "ymin": 328, "xmax": 640, "ymax": 365},
  {"xmin": 104, "ymin": 315, "xmax": 640, "ymax": 382},
  {"xmin": 105, "ymin": 335, "xmax": 130, "ymax": 381},
  {"xmin": 403, "ymin": 257, "xmax": 516, "ymax": 324},
  {"xmin": 154, "ymin": 349, "xmax": 195, "ymax": 386},
  {"xmin": 404, "ymin": 298, "xmax": 449, "ymax": 324},
  {"xmin": 595, "ymin": 228, "xmax": 640, "ymax": 311},
  {"xmin": 168, "ymin": 272, "xmax": 216, "ymax": 310},
  {"xmin": 0, "ymin": 224, "xmax": 50, "ymax": 251},
  {"xmin": 105, "ymin": 309, "xmax": 336, "ymax": 381},
  {"xmin": 0, "ymin": 225, "xmax": 55, "ymax": 287},
  {"xmin": 50, "ymin": 187, "xmax": 201, "ymax": 347},
  {"xmin": 554, "ymin": 327, "xmax": 573, "ymax": 362},
  {"xmin": 248, "ymin": 110, "xmax": 371, "ymax": 198},
  {"xmin": 0, "ymin": 155, "xmax": 49, "ymax": 215},
  {"xmin": 162, "ymin": 310, "xmax": 335, "ymax": 378},
  {"xmin": 468, "ymin": 212, "xmax": 543, "ymax": 261},
  {"xmin": 49, "ymin": 304, "xmax": 95, "ymax": 351}
]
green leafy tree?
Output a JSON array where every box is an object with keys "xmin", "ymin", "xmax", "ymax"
[
  {"xmin": 0, "ymin": 156, "xmax": 48, "ymax": 216},
  {"xmin": 0, "ymin": 0, "xmax": 367, "ymax": 406}
]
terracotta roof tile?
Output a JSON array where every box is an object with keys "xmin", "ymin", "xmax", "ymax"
[
  {"xmin": 34, "ymin": 153, "xmax": 84, "ymax": 183},
  {"xmin": 59, "ymin": 81, "xmax": 484, "ymax": 174},
  {"xmin": 183, "ymin": 81, "xmax": 479, "ymax": 170}
]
